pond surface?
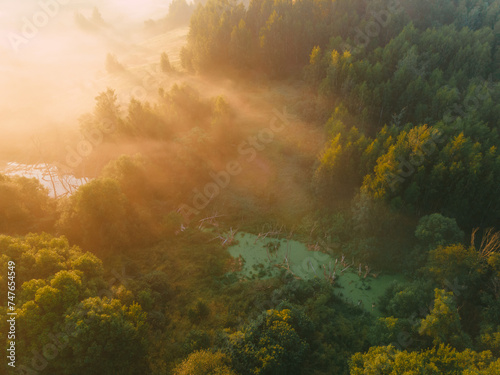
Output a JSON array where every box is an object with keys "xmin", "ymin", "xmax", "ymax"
[
  {"xmin": 1, "ymin": 162, "xmax": 89, "ymax": 198},
  {"xmin": 228, "ymin": 232, "xmax": 405, "ymax": 314}
]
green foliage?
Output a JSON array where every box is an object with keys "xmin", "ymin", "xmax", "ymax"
[
  {"xmin": 184, "ymin": 0, "xmax": 247, "ymax": 72},
  {"xmin": 63, "ymin": 298, "xmax": 148, "ymax": 375},
  {"xmin": 301, "ymin": 284, "xmax": 372, "ymax": 374},
  {"xmin": 304, "ymin": 45, "xmax": 326, "ymax": 85},
  {"xmin": 0, "ymin": 233, "xmax": 107, "ymax": 372},
  {"xmin": 479, "ymin": 326, "xmax": 500, "ymax": 357},
  {"xmin": 314, "ymin": 121, "xmax": 500, "ymax": 229},
  {"xmin": 350, "ymin": 344, "xmax": 500, "ymax": 374},
  {"xmin": 188, "ymin": 299, "xmax": 211, "ymax": 324},
  {"xmin": 6, "ymin": 1, "xmax": 500, "ymax": 373},
  {"xmin": 0, "ymin": 173, "xmax": 54, "ymax": 234},
  {"xmin": 0, "ymin": 233, "xmax": 100, "ymax": 284},
  {"xmin": 229, "ymin": 307, "xmax": 312, "ymax": 375},
  {"xmin": 415, "ymin": 214, "xmax": 464, "ymax": 250},
  {"xmin": 426, "ymin": 244, "xmax": 484, "ymax": 287},
  {"xmin": 314, "ymin": 115, "xmax": 370, "ymax": 203},
  {"xmin": 230, "ymin": 19, "xmax": 253, "ymax": 68},
  {"xmin": 368, "ymin": 317, "xmax": 406, "ymax": 347},
  {"xmin": 183, "ymin": 330, "xmax": 212, "ymax": 353},
  {"xmin": 126, "ymin": 98, "xmax": 170, "ymax": 138},
  {"xmin": 50, "ymin": 270, "xmax": 83, "ymax": 312},
  {"xmin": 162, "ymin": 211, "xmax": 184, "ymax": 236},
  {"xmin": 74, "ymin": 83, "xmax": 247, "ymax": 222},
  {"xmin": 79, "ymin": 88, "xmax": 123, "ymax": 138},
  {"xmin": 71, "ymin": 252, "xmax": 104, "ymax": 279},
  {"xmin": 423, "ymin": 240, "xmax": 500, "ymax": 337},
  {"xmin": 182, "ymin": 0, "xmax": 500, "ymax": 85},
  {"xmin": 57, "ymin": 178, "xmax": 132, "ymax": 254},
  {"xmin": 173, "ymin": 350, "xmax": 236, "ymax": 375},
  {"xmin": 324, "ymin": 24, "xmax": 498, "ymax": 127},
  {"xmin": 419, "ymin": 289, "xmax": 471, "ymax": 349},
  {"xmin": 378, "ymin": 280, "xmax": 434, "ymax": 319},
  {"xmin": 183, "ymin": 0, "xmax": 339, "ymax": 75},
  {"xmin": 102, "ymin": 154, "xmax": 148, "ymax": 201}
]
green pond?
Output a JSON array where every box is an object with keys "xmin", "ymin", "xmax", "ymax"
[{"xmin": 228, "ymin": 232, "xmax": 405, "ymax": 315}]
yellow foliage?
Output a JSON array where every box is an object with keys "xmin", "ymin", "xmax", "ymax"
[
  {"xmin": 331, "ymin": 49, "xmax": 340, "ymax": 65},
  {"xmin": 319, "ymin": 134, "xmax": 342, "ymax": 170},
  {"xmin": 310, "ymin": 46, "xmax": 321, "ymax": 65}
]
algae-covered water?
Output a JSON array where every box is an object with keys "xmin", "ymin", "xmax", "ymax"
[{"xmin": 228, "ymin": 232, "xmax": 405, "ymax": 314}]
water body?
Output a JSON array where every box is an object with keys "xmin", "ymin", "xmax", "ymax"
[
  {"xmin": 1, "ymin": 162, "xmax": 88, "ymax": 198},
  {"xmin": 228, "ymin": 232, "xmax": 405, "ymax": 314}
]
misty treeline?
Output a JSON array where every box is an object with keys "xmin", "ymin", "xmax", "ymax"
[
  {"xmin": 75, "ymin": 7, "xmax": 108, "ymax": 31},
  {"xmin": 75, "ymin": 1, "xmax": 197, "ymax": 34},
  {"xmin": 1, "ymin": 0, "xmax": 500, "ymax": 374},
  {"xmin": 144, "ymin": 0, "xmax": 198, "ymax": 31}
]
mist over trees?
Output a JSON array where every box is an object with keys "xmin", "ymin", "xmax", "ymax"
[{"xmin": 1, "ymin": 0, "xmax": 500, "ymax": 374}]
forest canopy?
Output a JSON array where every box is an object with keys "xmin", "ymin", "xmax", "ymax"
[{"xmin": 1, "ymin": 0, "xmax": 499, "ymax": 374}]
